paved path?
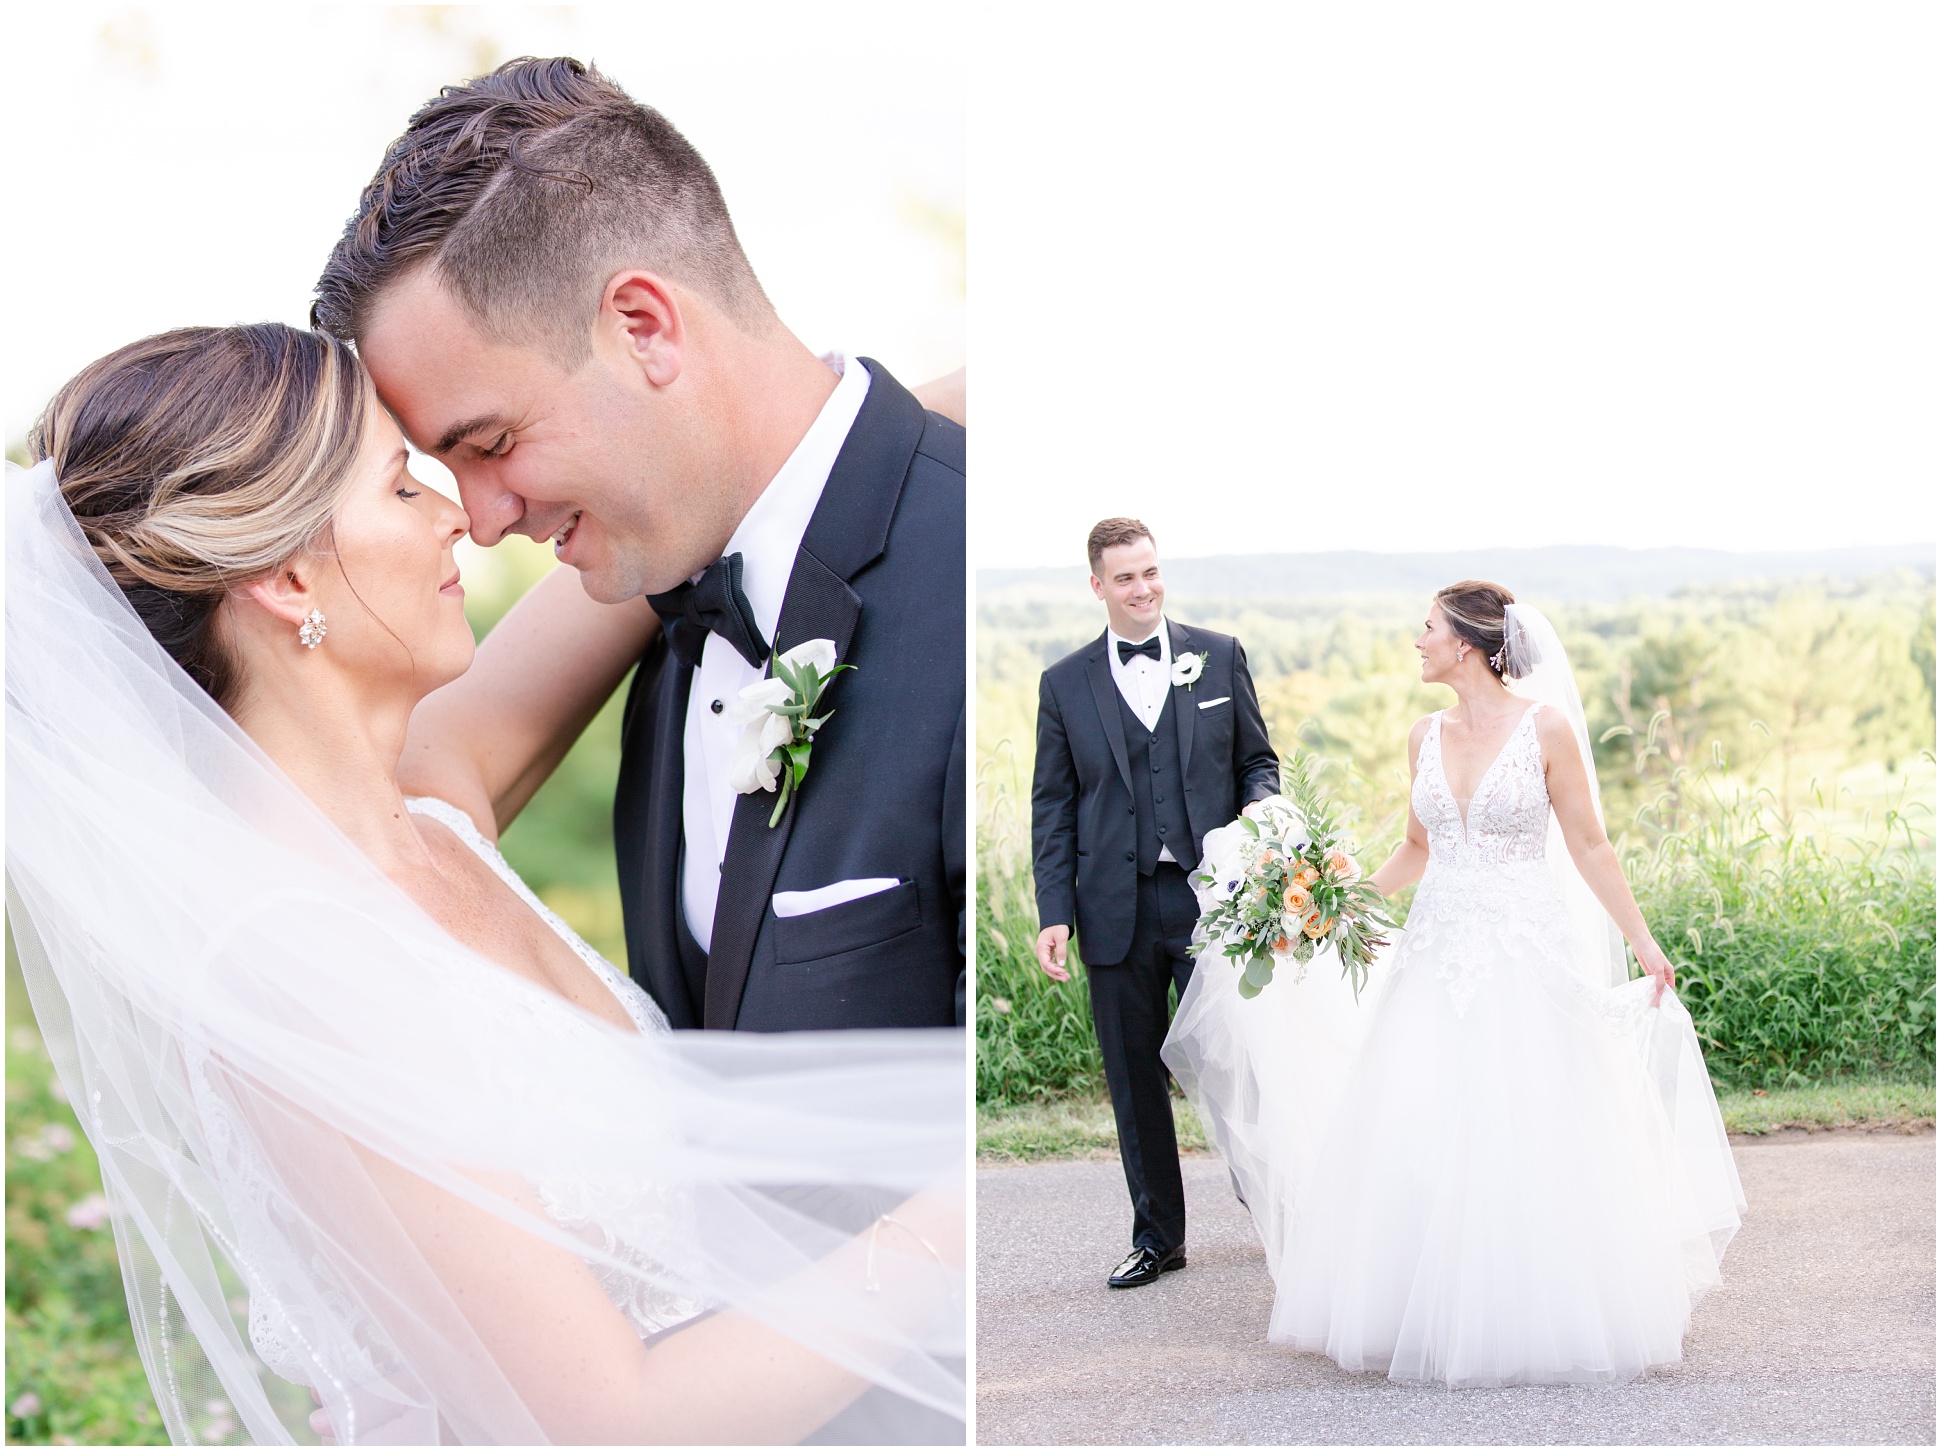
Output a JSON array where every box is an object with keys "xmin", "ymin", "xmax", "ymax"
[{"xmin": 976, "ymin": 1131, "xmax": 1935, "ymax": 1445}]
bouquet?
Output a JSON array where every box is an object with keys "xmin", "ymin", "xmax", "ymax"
[{"xmin": 1190, "ymin": 752, "xmax": 1397, "ymax": 1000}]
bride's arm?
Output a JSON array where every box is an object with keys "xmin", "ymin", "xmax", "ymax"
[
  {"xmin": 345, "ymin": 1150, "xmax": 961, "ymax": 1445},
  {"xmin": 1538, "ymin": 709, "xmax": 1675, "ymax": 1002},
  {"xmin": 398, "ymin": 569, "xmax": 658, "ymax": 840},
  {"xmin": 1368, "ymin": 716, "xmax": 1433, "ymax": 897},
  {"xmin": 911, "ymin": 367, "xmax": 965, "ymax": 424}
]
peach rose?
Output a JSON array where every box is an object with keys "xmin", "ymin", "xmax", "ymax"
[
  {"xmin": 1273, "ymin": 935, "xmax": 1291, "ymax": 954},
  {"xmin": 1327, "ymin": 849, "xmax": 1359, "ymax": 880},
  {"xmin": 1302, "ymin": 911, "xmax": 1336, "ymax": 940},
  {"xmin": 1282, "ymin": 882, "xmax": 1312, "ymax": 915},
  {"xmin": 1295, "ymin": 865, "xmax": 1321, "ymax": 887}
]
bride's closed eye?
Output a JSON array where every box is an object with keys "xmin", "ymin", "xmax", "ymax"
[{"xmin": 395, "ymin": 485, "xmax": 422, "ymax": 500}]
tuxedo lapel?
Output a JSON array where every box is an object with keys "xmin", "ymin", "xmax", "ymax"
[
  {"xmin": 1170, "ymin": 620, "xmax": 1197, "ymax": 777},
  {"xmin": 701, "ymin": 359, "xmax": 920, "ymax": 1030},
  {"xmin": 1086, "ymin": 637, "xmax": 1133, "ymax": 796}
]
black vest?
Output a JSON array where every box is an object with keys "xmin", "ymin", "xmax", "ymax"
[{"xmin": 1118, "ymin": 688, "xmax": 1196, "ymax": 875}]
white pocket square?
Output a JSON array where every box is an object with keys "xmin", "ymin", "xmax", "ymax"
[
  {"xmin": 1198, "ymin": 696, "xmax": 1231, "ymax": 709},
  {"xmin": 772, "ymin": 878, "xmax": 900, "ymax": 918}
]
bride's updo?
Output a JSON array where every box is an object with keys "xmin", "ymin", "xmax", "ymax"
[
  {"xmin": 1434, "ymin": 579, "xmax": 1524, "ymax": 680},
  {"xmin": 30, "ymin": 325, "xmax": 369, "ymax": 708}
]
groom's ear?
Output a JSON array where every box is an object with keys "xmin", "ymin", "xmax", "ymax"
[{"xmin": 600, "ymin": 271, "xmax": 683, "ymax": 388}]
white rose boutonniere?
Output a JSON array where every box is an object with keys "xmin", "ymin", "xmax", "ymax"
[
  {"xmin": 727, "ymin": 637, "xmax": 852, "ymax": 826},
  {"xmin": 1172, "ymin": 650, "xmax": 1208, "ymax": 690}
]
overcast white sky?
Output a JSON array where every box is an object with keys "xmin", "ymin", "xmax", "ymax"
[
  {"xmin": 6, "ymin": 6, "xmax": 1933, "ymax": 570},
  {"xmin": 972, "ymin": 4, "xmax": 1937, "ymax": 565},
  {"xmin": 3, "ymin": 3, "xmax": 963, "ymax": 447}
]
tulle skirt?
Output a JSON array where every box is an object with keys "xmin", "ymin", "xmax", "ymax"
[{"xmin": 1164, "ymin": 862, "xmax": 1745, "ymax": 1388}]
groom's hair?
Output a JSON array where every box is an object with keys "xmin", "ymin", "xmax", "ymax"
[
  {"xmin": 311, "ymin": 57, "xmax": 769, "ymax": 366},
  {"xmin": 1087, "ymin": 517, "xmax": 1155, "ymax": 574}
]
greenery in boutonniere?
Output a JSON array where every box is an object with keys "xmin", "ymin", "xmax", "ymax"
[{"xmin": 728, "ymin": 638, "xmax": 854, "ymax": 826}]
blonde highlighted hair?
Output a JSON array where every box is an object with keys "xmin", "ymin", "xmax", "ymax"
[{"xmin": 30, "ymin": 324, "xmax": 370, "ymax": 708}]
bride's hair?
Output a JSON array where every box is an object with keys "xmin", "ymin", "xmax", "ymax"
[
  {"xmin": 29, "ymin": 324, "xmax": 369, "ymax": 708},
  {"xmin": 1434, "ymin": 579, "xmax": 1520, "ymax": 679}
]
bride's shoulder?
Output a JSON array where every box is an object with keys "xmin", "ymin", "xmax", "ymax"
[
  {"xmin": 1521, "ymin": 701, "xmax": 1576, "ymax": 751},
  {"xmin": 1405, "ymin": 711, "xmax": 1438, "ymax": 759}
]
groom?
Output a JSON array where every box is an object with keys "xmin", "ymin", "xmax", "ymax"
[
  {"xmin": 316, "ymin": 58, "xmax": 964, "ymax": 1033},
  {"xmin": 1032, "ymin": 519, "xmax": 1278, "ymax": 1287}
]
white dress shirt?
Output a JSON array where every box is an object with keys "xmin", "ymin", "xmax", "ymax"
[
  {"xmin": 682, "ymin": 354, "xmax": 871, "ymax": 950},
  {"xmin": 1106, "ymin": 618, "xmax": 1178, "ymax": 863}
]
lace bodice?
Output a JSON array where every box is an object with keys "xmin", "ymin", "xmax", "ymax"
[
  {"xmin": 1403, "ymin": 705, "xmax": 1569, "ymax": 1014},
  {"xmin": 1412, "ymin": 705, "xmax": 1552, "ymax": 869}
]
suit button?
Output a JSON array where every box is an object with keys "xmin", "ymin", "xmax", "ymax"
[
  {"xmin": 1154, "ymin": 795, "xmax": 1164, "ymax": 804},
  {"xmin": 1157, "ymin": 825, "xmax": 1169, "ymax": 837},
  {"xmin": 1127, "ymin": 805, "xmax": 1135, "ymax": 815},
  {"xmin": 1152, "ymin": 764, "xmax": 1162, "ymax": 774},
  {"xmin": 1124, "ymin": 850, "xmax": 1135, "ymax": 862}
]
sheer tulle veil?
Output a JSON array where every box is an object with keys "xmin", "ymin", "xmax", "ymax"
[
  {"xmin": 6, "ymin": 459, "xmax": 965, "ymax": 1444},
  {"xmin": 1498, "ymin": 601, "xmax": 1632, "ymax": 989}
]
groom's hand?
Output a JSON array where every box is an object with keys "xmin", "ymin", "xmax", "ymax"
[{"xmin": 1035, "ymin": 925, "xmax": 1071, "ymax": 982}]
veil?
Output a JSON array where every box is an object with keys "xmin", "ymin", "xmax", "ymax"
[
  {"xmin": 5, "ymin": 460, "xmax": 965, "ymax": 1445},
  {"xmin": 1499, "ymin": 602, "xmax": 1632, "ymax": 989}
]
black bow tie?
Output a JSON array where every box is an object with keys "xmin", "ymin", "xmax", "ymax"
[
  {"xmin": 647, "ymin": 553, "xmax": 768, "ymax": 670},
  {"xmin": 1117, "ymin": 636, "xmax": 1163, "ymax": 665}
]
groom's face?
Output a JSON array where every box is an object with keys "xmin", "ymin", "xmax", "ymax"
[
  {"xmin": 359, "ymin": 269, "xmax": 723, "ymax": 603},
  {"xmin": 1091, "ymin": 539, "xmax": 1165, "ymax": 639}
]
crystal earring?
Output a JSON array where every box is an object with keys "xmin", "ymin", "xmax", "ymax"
[{"xmin": 298, "ymin": 609, "xmax": 327, "ymax": 649}]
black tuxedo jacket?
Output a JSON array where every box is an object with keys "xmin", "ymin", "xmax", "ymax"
[
  {"xmin": 1031, "ymin": 621, "xmax": 1279, "ymax": 967},
  {"xmin": 614, "ymin": 361, "xmax": 965, "ymax": 1031}
]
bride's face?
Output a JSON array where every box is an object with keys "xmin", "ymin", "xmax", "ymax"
[
  {"xmin": 1415, "ymin": 605, "xmax": 1466, "ymax": 684},
  {"xmin": 301, "ymin": 402, "xmax": 475, "ymax": 697}
]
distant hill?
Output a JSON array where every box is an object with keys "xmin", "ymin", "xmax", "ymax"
[{"xmin": 979, "ymin": 544, "xmax": 1935, "ymax": 604}]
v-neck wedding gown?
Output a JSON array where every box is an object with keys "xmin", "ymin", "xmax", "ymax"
[{"xmin": 1165, "ymin": 704, "xmax": 1745, "ymax": 1387}]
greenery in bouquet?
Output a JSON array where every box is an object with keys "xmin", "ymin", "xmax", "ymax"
[{"xmin": 1191, "ymin": 751, "xmax": 1397, "ymax": 1000}]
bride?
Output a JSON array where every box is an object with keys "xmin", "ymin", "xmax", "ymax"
[
  {"xmin": 7, "ymin": 324, "xmax": 965, "ymax": 1444},
  {"xmin": 1164, "ymin": 581, "xmax": 1747, "ymax": 1388}
]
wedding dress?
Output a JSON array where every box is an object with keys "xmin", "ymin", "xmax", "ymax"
[
  {"xmin": 6, "ymin": 459, "xmax": 964, "ymax": 1444},
  {"xmin": 1166, "ymin": 646, "xmax": 1745, "ymax": 1388}
]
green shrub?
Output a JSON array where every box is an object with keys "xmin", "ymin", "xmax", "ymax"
[{"xmin": 1627, "ymin": 775, "xmax": 1935, "ymax": 1089}]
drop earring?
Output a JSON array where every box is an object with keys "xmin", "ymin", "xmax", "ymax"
[{"xmin": 298, "ymin": 609, "xmax": 327, "ymax": 649}]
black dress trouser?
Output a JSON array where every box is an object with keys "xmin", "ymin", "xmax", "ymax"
[{"xmin": 1087, "ymin": 861, "xmax": 1199, "ymax": 1256}]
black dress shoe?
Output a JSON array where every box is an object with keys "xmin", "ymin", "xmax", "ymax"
[{"xmin": 1107, "ymin": 1245, "xmax": 1186, "ymax": 1288}]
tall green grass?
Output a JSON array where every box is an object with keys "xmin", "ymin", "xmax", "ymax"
[
  {"xmin": 1626, "ymin": 768, "xmax": 1935, "ymax": 1089},
  {"xmin": 976, "ymin": 861, "xmax": 1104, "ymax": 1104}
]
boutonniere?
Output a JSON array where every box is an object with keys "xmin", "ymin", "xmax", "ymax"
[
  {"xmin": 728, "ymin": 638, "xmax": 853, "ymax": 826},
  {"xmin": 1172, "ymin": 651, "xmax": 1209, "ymax": 690}
]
